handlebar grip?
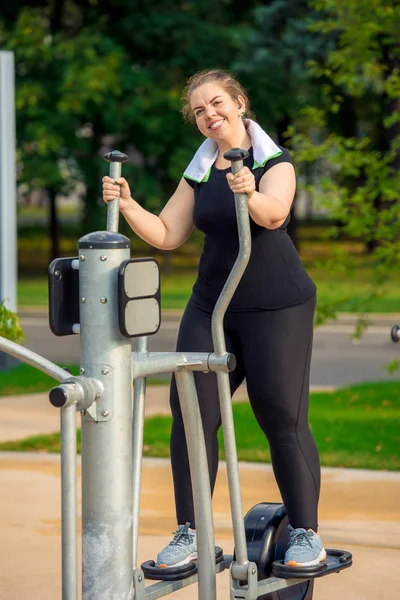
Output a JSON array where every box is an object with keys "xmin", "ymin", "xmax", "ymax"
[
  {"xmin": 104, "ymin": 150, "xmax": 129, "ymax": 164},
  {"xmin": 223, "ymin": 147, "xmax": 249, "ymax": 175},
  {"xmin": 223, "ymin": 148, "xmax": 249, "ymax": 162}
]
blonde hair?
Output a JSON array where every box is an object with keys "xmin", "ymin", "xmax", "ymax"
[{"xmin": 181, "ymin": 69, "xmax": 255, "ymax": 123}]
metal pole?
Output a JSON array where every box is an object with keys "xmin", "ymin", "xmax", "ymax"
[
  {"xmin": 0, "ymin": 50, "xmax": 17, "ymax": 377},
  {"xmin": 0, "ymin": 51, "xmax": 17, "ymax": 314},
  {"xmin": 132, "ymin": 335, "xmax": 148, "ymax": 568},
  {"xmin": 0, "ymin": 336, "xmax": 70, "ymax": 382},
  {"xmin": 211, "ymin": 149, "xmax": 252, "ymax": 575},
  {"xmin": 175, "ymin": 370, "xmax": 216, "ymax": 600},
  {"xmin": 79, "ymin": 237, "xmax": 133, "ymax": 600},
  {"xmin": 61, "ymin": 404, "xmax": 78, "ymax": 600},
  {"xmin": 105, "ymin": 150, "xmax": 128, "ymax": 233},
  {"xmin": 80, "ymin": 151, "xmax": 133, "ymax": 599}
]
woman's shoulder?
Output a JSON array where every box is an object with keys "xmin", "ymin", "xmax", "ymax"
[{"xmin": 263, "ymin": 146, "xmax": 293, "ymax": 171}]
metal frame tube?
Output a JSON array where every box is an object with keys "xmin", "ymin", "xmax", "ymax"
[
  {"xmin": 107, "ymin": 162, "xmax": 122, "ymax": 232},
  {"xmin": 61, "ymin": 404, "xmax": 78, "ymax": 600},
  {"xmin": 0, "ymin": 336, "xmax": 70, "ymax": 382},
  {"xmin": 175, "ymin": 370, "xmax": 216, "ymax": 600},
  {"xmin": 131, "ymin": 351, "xmax": 233, "ymax": 379},
  {"xmin": 132, "ymin": 336, "xmax": 148, "ymax": 568},
  {"xmin": 211, "ymin": 159, "xmax": 252, "ymax": 571},
  {"xmin": 0, "ymin": 336, "xmax": 79, "ymax": 593}
]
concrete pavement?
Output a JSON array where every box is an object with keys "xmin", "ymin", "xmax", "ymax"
[
  {"xmin": 1, "ymin": 452, "xmax": 400, "ymax": 599},
  {"xmin": 1, "ymin": 315, "xmax": 400, "ymax": 599},
  {"xmin": 1, "ymin": 383, "xmax": 400, "ymax": 598}
]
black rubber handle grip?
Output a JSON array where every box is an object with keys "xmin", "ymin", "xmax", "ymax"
[
  {"xmin": 223, "ymin": 148, "xmax": 249, "ymax": 162},
  {"xmin": 104, "ymin": 150, "xmax": 129, "ymax": 163},
  {"xmin": 50, "ymin": 387, "xmax": 67, "ymax": 408}
]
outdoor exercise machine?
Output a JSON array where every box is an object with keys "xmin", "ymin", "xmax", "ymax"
[{"xmin": 0, "ymin": 149, "xmax": 352, "ymax": 600}]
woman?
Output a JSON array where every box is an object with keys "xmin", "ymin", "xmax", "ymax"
[{"xmin": 102, "ymin": 70, "xmax": 325, "ymax": 570}]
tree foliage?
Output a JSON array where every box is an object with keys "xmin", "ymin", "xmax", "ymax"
[
  {"xmin": 288, "ymin": 0, "xmax": 400, "ymax": 322},
  {"xmin": 0, "ymin": 302, "xmax": 24, "ymax": 343},
  {"xmin": 0, "ymin": 1, "xmax": 261, "ymax": 239}
]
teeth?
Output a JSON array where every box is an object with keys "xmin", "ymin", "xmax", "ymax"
[{"xmin": 210, "ymin": 120, "xmax": 224, "ymax": 129}]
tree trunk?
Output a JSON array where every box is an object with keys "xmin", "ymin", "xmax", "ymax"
[
  {"xmin": 162, "ymin": 250, "xmax": 173, "ymax": 275},
  {"xmin": 48, "ymin": 186, "xmax": 60, "ymax": 261},
  {"xmin": 367, "ymin": 50, "xmax": 400, "ymax": 252},
  {"xmin": 79, "ymin": 129, "xmax": 106, "ymax": 234}
]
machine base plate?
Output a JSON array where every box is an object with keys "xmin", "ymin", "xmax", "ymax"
[
  {"xmin": 141, "ymin": 546, "xmax": 224, "ymax": 581},
  {"xmin": 272, "ymin": 548, "xmax": 353, "ymax": 579}
]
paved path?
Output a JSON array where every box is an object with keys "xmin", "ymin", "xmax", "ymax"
[
  {"xmin": 1, "ymin": 453, "xmax": 400, "ymax": 599},
  {"xmin": 0, "ymin": 382, "xmax": 337, "ymax": 443},
  {"xmin": 1, "ymin": 319, "xmax": 400, "ymax": 599},
  {"xmin": 0, "ymin": 384, "xmax": 248, "ymax": 443}
]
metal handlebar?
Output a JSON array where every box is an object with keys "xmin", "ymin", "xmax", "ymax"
[
  {"xmin": 211, "ymin": 147, "xmax": 251, "ymax": 354},
  {"xmin": 211, "ymin": 147, "xmax": 252, "ymax": 578},
  {"xmin": 104, "ymin": 150, "xmax": 128, "ymax": 232}
]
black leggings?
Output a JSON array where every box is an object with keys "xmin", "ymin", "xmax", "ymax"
[{"xmin": 169, "ymin": 294, "xmax": 320, "ymax": 531}]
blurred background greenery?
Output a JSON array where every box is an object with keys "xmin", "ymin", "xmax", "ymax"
[{"xmin": 1, "ymin": 0, "xmax": 399, "ymax": 320}]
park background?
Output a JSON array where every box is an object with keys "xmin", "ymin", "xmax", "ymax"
[{"xmin": 0, "ymin": 0, "xmax": 400, "ymax": 471}]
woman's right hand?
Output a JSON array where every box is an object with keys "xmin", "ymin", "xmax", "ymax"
[{"xmin": 102, "ymin": 176, "xmax": 132, "ymax": 212}]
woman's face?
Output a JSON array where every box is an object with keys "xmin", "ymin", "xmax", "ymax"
[{"xmin": 190, "ymin": 83, "xmax": 244, "ymax": 141}]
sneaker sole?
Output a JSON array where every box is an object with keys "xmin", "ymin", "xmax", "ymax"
[
  {"xmin": 157, "ymin": 552, "xmax": 198, "ymax": 569},
  {"xmin": 286, "ymin": 548, "xmax": 327, "ymax": 568}
]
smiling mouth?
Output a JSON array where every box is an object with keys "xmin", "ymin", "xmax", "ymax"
[{"xmin": 209, "ymin": 119, "xmax": 225, "ymax": 131}]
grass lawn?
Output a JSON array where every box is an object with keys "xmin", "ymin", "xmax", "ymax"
[
  {"xmin": 18, "ymin": 266, "xmax": 400, "ymax": 312},
  {"xmin": 0, "ymin": 380, "xmax": 399, "ymax": 471},
  {"xmin": 16, "ymin": 217, "xmax": 400, "ymax": 312},
  {"xmin": 0, "ymin": 363, "xmax": 80, "ymax": 396}
]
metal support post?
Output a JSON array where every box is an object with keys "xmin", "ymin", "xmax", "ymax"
[
  {"xmin": 175, "ymin": 369, "xmax": 217, "ymax": 600},
  {"xmin": 132, "ymin": 335, "xmax": 148, "ymax": 568},
  {"xmin": 61, "ymin": 404, "xmax": 78, "ymax": 600},
  {"xmin": 79, "ymin": 233, "xmax": 133, "ymax": 600},
  {"xmin": 0, "ymin": 51, "xmax": 17, "ymax": 314}
]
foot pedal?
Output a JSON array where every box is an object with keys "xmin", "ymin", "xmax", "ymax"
[
  {"xmin": 141, "ymin": 560, "xmax": 197, "ymax": 581},
  {"xmin": 141, "ymin": 547, "xmax": 224, "ymax": 581},
  {"xmin": 272, "ymin": 548, "xmax": 352, "ymax": 579}
]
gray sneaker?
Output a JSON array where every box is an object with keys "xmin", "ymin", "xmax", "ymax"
[
  {"xmin": 156, "ymin": 522, "xmax": 197, "ymax": 568},
  {"xmin": 284, "ymin": 526, "xmax": 327, "ymax": 567}
]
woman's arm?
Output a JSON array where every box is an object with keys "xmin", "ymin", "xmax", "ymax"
[
  {"xmin": 226, "ymin": 162, "xmax": 296, "ymax": 230},
  {"xmin": 103, "ymin": 176, "xmax": 195, "ymax": 250},
  {"xmin": 248, "ymin": 162, "xmax": 296, "ymax": 229}
]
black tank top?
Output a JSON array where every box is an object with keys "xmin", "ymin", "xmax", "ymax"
[{"xmin": 184, "ymin": 146, "xmax": 316, "ymax": 311}]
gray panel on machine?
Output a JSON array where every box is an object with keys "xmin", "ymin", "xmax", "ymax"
[{"xmin": 118, "ymin": 258, "xmax": 161, "ymax": 338}]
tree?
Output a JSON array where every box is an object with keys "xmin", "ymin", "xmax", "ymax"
[
  {"xmin": 231, "ymin": 0, "xmax": 331, "ymax": 248},
  {"xmin": 287, "ymin": 0, "xmax": 400, "ymax": 324},
  {"xmin": 1, "ymin": 1, "xmax": 262, "ymax": 253}
]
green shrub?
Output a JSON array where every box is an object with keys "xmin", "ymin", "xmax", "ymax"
[{"xmin": 0, "ymin": 302, "xmax": 25, "ymax": 343}]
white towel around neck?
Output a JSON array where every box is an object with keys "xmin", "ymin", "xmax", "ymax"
[{"xmin": 183, "ymin": 119, "xmax": 282, "ymax": 183}]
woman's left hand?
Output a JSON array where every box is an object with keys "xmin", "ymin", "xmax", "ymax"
[{"xmin": 226, "ymin": 167, "xmax": 256, "ymax": 198}]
